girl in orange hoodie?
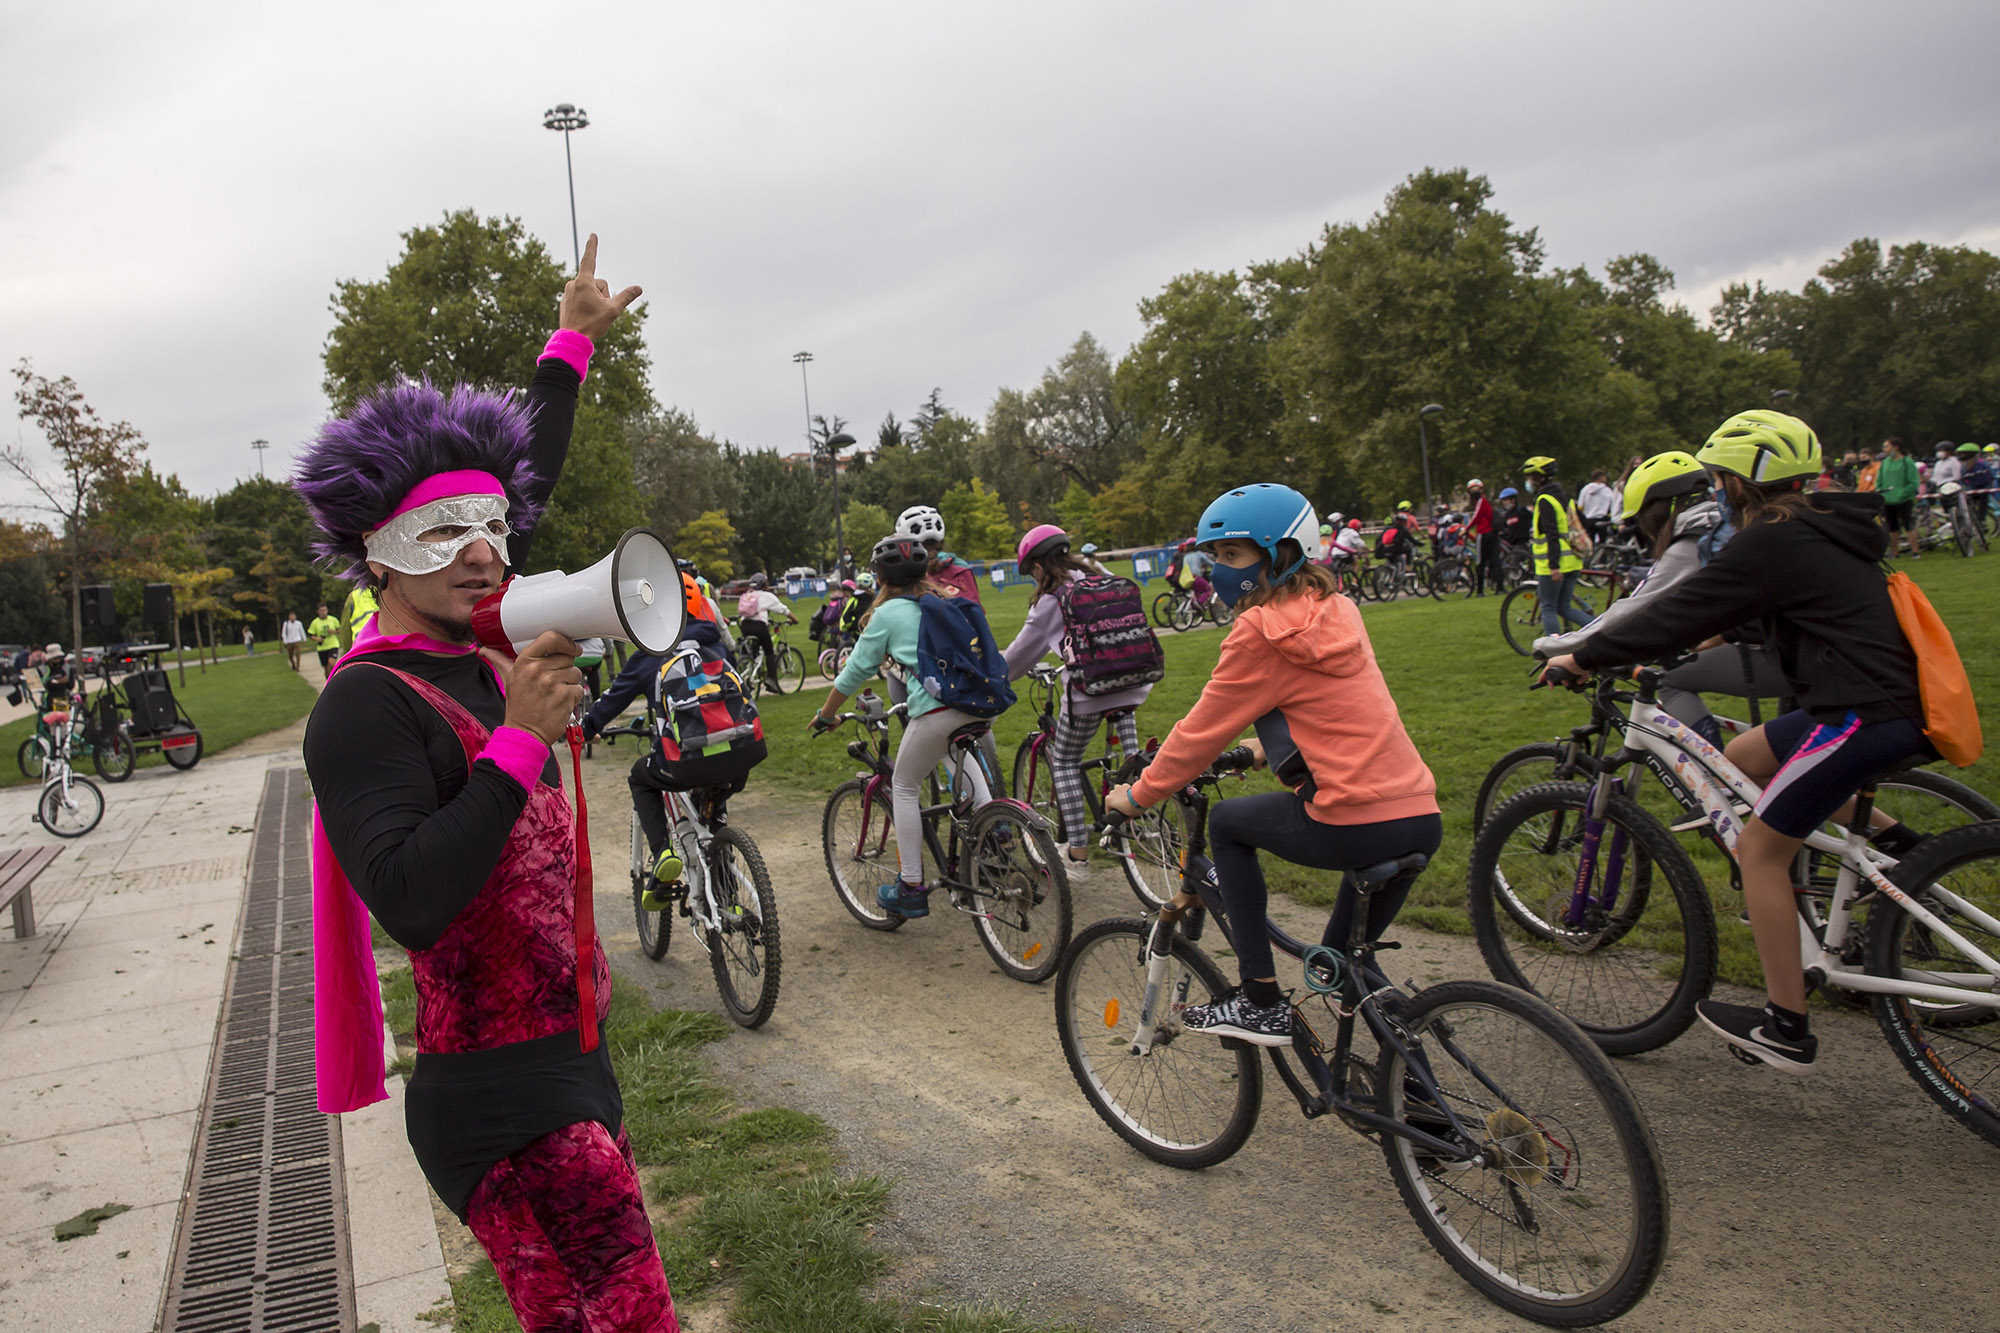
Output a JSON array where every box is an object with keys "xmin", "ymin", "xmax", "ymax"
[{"xmin": 1106, "ymin": 484, "xmax": 1440, "ymax": 1046}]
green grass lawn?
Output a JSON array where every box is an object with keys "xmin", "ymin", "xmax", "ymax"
[
  {"xmin": 0, "ymin": 649, "xmax": 319, "ymax": 787},
  {"xmin": 753, "ymin": 557, "xmax": 2000, "ymax": 989}
]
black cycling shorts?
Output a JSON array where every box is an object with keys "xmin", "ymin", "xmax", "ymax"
[
  {"xmin": 1753, "ymin": 709, "xmax": 1930, "ymax": 838},
  {"xmin": 1883, "ymin": 500, "xmax": 1915, "ymax": 532}
]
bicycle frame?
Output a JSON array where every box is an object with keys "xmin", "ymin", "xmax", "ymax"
[
  {"xmin": 1116, "ymin": 777, "xmax": 1487, "ymax": 1164},
  {"xmin": 1016, "ymin": 666, "xmax": 1141, "ymax": 847},
  {"xmin": 1572, "ymin": 676, "xmax": 2000, "ymax": 1011}
]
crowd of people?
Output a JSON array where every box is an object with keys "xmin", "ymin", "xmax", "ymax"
[{"xmin": 282, "ymin": 232, "xmax": 1974, "ymax": 1331}]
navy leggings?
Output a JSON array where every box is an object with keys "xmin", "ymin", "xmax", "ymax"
[{"xmin": 1207, "ymin": 792, "xmax": 1444, "ymax": 983}]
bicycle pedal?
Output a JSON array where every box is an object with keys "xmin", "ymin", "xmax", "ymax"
[{"xmin": 1725, "ymin": 1042, "xmax": 1764, "ymax": 1067}]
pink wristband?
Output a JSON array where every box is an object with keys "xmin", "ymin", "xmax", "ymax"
[
  {"xmin": 539, "ymin": 329, "xmax": 594, "ymax": 383},
  {"xmin": 479, "ymin": 725, "xmax": 552, "ymax": 792}
]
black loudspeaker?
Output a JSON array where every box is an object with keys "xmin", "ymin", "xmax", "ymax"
[
  {"xmin": 79, "ymin": 584, "xmax": 117, "ymax": 630},
  {"xmin": 144, "ymin": 583, "xmax": 174, "ymax": 626},
  {"xmin": 123, "ymin": 668, "xmax": 178, "ymax": 736}
]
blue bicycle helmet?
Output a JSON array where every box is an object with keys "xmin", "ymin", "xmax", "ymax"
[
  {"xmin": 1195, "ymin": 483, "xmax": 1319, "ymax": 581},
  {"xmin": 1498, "ymin": 486, "xmax": 1519, "ymax": 499}
]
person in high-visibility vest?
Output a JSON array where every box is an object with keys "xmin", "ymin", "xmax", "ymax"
[
  {"xmin": 1523, "ymin": 455, "xmax": 1593, "ymax": 636},
  {"xmin": 340, "ymin": 584, "xmax": 379, "ymax": 653},
  {"xmin": 307, "ymin": 603, "xmax": 343, "ymax": 672}
]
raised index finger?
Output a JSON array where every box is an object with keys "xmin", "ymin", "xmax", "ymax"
[{"xmin": 576, "ymin": 233, "xmax": 598, "ymax": 282}]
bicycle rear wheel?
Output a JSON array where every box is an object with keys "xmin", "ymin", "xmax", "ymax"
[
  {"xmin": 1866, "ymin": 824, "xmax": 2000, "ymax": 1147},
  {"xmin": 37, "ymin": 774, "xmax": 104, "ymax": 838},
  {"xmin": 1795, "ymin": 767, "xmax": 2000, "ymax": 898},
  {"xmin": 17, "ymin": 737, "xmax": 43, "ymax": 780},
  {"xmin": 1150, "ymin": 592, "xmax": 1177, "ymax": 630},
  {"xmin": 1170, "ymin": 598, "xmax": 1199, "ymax": 633},
  {"xmin": 632, "ymin": 810, "xmax": 671, "ymax": 960},
  {"xmin": 1468, "ymin": 782, "xmax": 1716, "ymax": 1055},
  {"xmin": 1010, "ymin": 736, "xmax": 1064, "ymax": 844},
  {"xmin": 966, "ymin": 804, "xmax": 1070, "ymax": 982},
  {"xmin": 821, "ymin": 778, "xmax": 907, "ymax": 932},
  {"xmin": 707, "ymin": 826, "xmax": 781, "ymax": 1028},
  {"xmin": 774, "ymin": 643, "xmax": 807, "ymax": 694},
  {"xmin": 1054, "ymin": 918, "xmax": 1262, "ymax": 1168},
  {"xmin": 1378, "ymin": 980, "xmax": 1669, "ymax": 1326},
  {"xmin": 93, "ymin": 730, "xmax": 135, "ymax": 783},
  {"xmin": 1954, "ymin": 509, "xmax": 1976, "ymax": 557}
]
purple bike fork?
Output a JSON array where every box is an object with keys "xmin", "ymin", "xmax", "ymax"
[{"xmin": 1565, "ymin": 775, "xmax": 1631, "ymax": 930}]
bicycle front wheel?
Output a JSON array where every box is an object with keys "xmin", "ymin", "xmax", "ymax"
[
  {"xmin": 1468, "ymin": 782, "xmax": 1716, "ymax": 1055},
  {"xmin": 1378, "ymin": 980, "xmax": 1669, "ymax": 1326},
  {"xmin": 1954, "ymin": 508, "xmax": 1976, "ymax": 558},
  {"xmin": 1170, "ymin": 598, "xmax": 1200, "ymax": 633},
  {"xmin": 966, "ymin": 804, "xmax": 1071, "ymax": 982},
  {"xmin": 1866, "ymin": 824, "xmax": 2000, "ymax": 1147},
  {"xmin": 707, "ymin": 826, "xmax": 781, "ymax": 1029},
  {"xmin": 38, "ymin": 775, "xmax": 105, "ymax": 838},
  {"xmin": 1113, "ymin": 798, "xmax": 1192, "ymax": 911},
  {"xmin": 632, "ymin": 810, "xmax": 671, "ymax": 960},
  {"xmin": 1054, "ymin": 918, "xmax": 1262, "ymax": 1168},
  {"xmin": 1150, "ymin": 592, "xmax": 1177, "ymax": 630},
  {"xmin": 822, "ymin": 778, "xmax": 906, "ymax": 932},
  {"xmin": 774, "ymin": 643, "xmax": 807, "ymax": 695},
  {"xmin": 1499, "ymin": 586, "xmax": 1542, "ymax": 656}
]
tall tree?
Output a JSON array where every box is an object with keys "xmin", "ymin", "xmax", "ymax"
[
  {"xmin": 937, "ymin": 478, "xmax": 1014, "ymax": 559},
  {"xmin": 1019, "ymin": 332, "xmax": 1137, "ymax": 493},
  {"xmin": 7, "ymin": 361, "xmax": 148, "ymax": 650},
  {"xmin": 628, "ymin": 407, "xmax": 738, "ymax": 539},
  {"xmin": 727, "ymin": 447, "xmax": 823, "ymax": 576}
]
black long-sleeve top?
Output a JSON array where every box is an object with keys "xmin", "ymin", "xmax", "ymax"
[
  {"xmin": 303, "ymin": 356, "xmax": 579, "ymax": 952},
  {"xmin": 1572, "ymin": 492, "xmax": 1921, "ymax": 725}
]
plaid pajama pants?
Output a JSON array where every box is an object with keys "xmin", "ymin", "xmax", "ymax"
[{"xmin": 1049, "ymin": 707, "xmax": 1141, "ymax": 850}]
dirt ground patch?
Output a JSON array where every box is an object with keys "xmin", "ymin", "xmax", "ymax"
[{"xmin": 579, "ymin": 762, "xmax": 2000, "ymax": 1332}]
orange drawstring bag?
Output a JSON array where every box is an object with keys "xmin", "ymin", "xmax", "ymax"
[{"xmin": 1885, "ymin": 570, "xmax": 1982, "ymax": 767}]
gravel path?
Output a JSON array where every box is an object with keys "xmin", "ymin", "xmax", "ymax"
[{"xmin": 580, "ymin": 765, "xmax": 2000, "ymax": 1332}]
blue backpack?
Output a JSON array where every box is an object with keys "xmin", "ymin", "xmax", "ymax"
[{"xmin": 912, "ymin": 593, "xmax": 1016, "ymax": 718}]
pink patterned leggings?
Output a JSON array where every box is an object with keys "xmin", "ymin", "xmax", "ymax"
[{"xmin": 464, "ymin": 1121, "xmax": 680, "ymax": 1332}]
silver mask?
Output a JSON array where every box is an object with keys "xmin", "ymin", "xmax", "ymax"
[{"xmin": 363, "ymin": 495, "xmax": 513, "ymax": 576}]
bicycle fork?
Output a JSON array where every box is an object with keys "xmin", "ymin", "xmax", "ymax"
[
  {"xmin": 1126, "ymin": 915, "xmax": 1196, "ymax": 1056},
  {"xmin": 1563, "ymin": 774, "xmax": 1633, "ymax": 930}
]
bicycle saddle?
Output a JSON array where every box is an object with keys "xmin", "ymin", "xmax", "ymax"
[
  {"xmin": 1351, "ymin": 851, "xmax": 1430, "ymax": 889},
  {"xmin": 947, "ymin": 720, "xmax": 992, "ymax": 743}
]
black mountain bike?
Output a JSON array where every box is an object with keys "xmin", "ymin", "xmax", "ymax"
[{"xmin": 1055, "ymin": 750, "xmax": 1668, "ymax": 1326}]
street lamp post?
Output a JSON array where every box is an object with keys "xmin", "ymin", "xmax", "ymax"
[
  {"xmin": 250, "ymin": 438, "xmax": 269, "ymax": 479},
  {"xmin": 1418, "ymin": 403, "xmax": 1445, "ymax": 525},
  {"xmin": 826, "ymin": 433, "xmax": 856, "ymax": 580},
  {"xmin": 541, "ymin": 103, "xmax": 590, "ymax": 268}
]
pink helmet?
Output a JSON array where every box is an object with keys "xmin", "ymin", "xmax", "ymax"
[{"xmin": 1017, "ymin": 523, "xmax": 1069, "ymax": 568}]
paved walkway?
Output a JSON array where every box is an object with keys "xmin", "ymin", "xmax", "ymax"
[{"xmin": 0, "ymin": 713, "xmax": 445, "ymax": 1328}]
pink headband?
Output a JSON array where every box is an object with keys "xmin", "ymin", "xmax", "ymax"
[{"xmin": 386, "ymin": 470, "xmax": 507, "ymax": 521}]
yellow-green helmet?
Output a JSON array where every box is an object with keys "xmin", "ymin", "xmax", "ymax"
[
  {"xmin": 1396, "ymin": 500, "xmax": 1413, "ymax": 512},
  {"xmin": 1522, "ymin": 455, "xmax": 1557, "ymax": 475},
  {"xmin": 1696, "ymin": 410, "xmax": 1821, "ymax": 485},
  {"xmin": 1621, "ymin": 451, "xmax": 1707, "ymax": 520}
]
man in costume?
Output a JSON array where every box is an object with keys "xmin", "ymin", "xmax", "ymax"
[{"xmin": 299, "ymin": 237, "xmax": 677, "ymax": 1332}]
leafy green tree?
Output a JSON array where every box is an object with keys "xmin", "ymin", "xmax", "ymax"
[
  {"xmin": 674, "ymin": 511, "xmax": 736, "ymax": 579},
  {"xmin": 1019, "ymin": 333, "xmax": 1136, "ymax": 493},
  {"xmin": 937, "ymin": 478, "xmax": 1013, "ymax": 559},
  {"xmin": 1053, "ymin": 480, "xmax": 1098, "ymax": 539},
  {"xmin": 232, "ymin": 537, "xmax": 306, "ymax": 637},
  {"xmin": 628, "ymin": 408, "xmax": 737, "ymax": 539},
  {"xmin": 836, "ymin": 501, "xmax": 892, "ymax": 556},
  {"xmin": 530, "ymin": 426, "xmax": 649, "ymax": 574},
  {"xmin": 1713, "ymin": 238, "xmax": 2000, "ymax": 451},
  {"xmin": 323, "ymin": 209, "xmax": 650, "ymax": 419},
  {"xmin": 6, "ymin": 361, "xmax": 148, "ymax": 650},
  {"xmin": 204, "ymin": 475, "xmax": 322, "ymax": 635},
  {"xmin": 727, "ymin": 448, "xmax": 822, "ymax": 576},
  {"xmin": 1089, "ymin": 476, "xmax": 1155, "ymax": 547}
]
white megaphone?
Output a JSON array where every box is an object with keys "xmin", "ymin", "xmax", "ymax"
[{"xmin": 471, "ymin": 527, "xmax": 686, "ymax": 657}]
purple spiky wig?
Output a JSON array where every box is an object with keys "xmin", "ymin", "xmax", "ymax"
[{"xmin": 293, "ymin": 379, "xmax": 543, "ymax": 581}]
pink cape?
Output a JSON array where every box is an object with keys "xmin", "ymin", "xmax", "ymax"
[{"xmin": 312, "ymin": 621, "xmax": 502, "ymax": 1113}]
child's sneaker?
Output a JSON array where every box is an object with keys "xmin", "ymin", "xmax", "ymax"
[
  {"xmin": 1696, "ymin": 999, "xmax": 1817, "ymax": 1073},
  {"xmin": 876, "ymin": 881, "xmax": 931, "ymax": 919},
  {"xmin": 1181, "ymin": 989, "xmax": 1294, "ymax": 1047}
]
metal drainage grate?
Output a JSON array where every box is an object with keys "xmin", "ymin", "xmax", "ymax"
[{"xmin": 161, "ymin": 766, "xmax": 354, "ymax": 1332}]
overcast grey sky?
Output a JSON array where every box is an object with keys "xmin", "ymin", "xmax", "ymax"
[{"xmin": 4, "ymin": 0, "xmax": 1996, "ymax": 503}]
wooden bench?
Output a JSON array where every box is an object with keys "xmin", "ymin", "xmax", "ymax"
[{"xmin": 0, "ymin": 845, "xmax": 60, "ymax": 940}]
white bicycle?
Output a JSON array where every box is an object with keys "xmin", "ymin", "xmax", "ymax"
[
  {"xmin": 31, "ymin": 708, "xmax": 105, "ymax": 838},
  {"xmin": 602, "ymin": 717, "xmax": 781, "ymax": 1029},
  {"xmin": 1470, "ymin": 664, "xmax": 2000, "ymax": 1146}
]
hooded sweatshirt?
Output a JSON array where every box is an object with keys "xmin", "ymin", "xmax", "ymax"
[
  {"xmin": 1130, "ymin": 590, "xmax": 1438, "ymax": 826},
  {"xmin": 1573, "ymin": 491, "xmax": 1920, "ymax": 725}
]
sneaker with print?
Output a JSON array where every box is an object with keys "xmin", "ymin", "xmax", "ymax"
[{"xmin": 1181, "ymin": 988, "xmax": 1294, "ymax": 1047}]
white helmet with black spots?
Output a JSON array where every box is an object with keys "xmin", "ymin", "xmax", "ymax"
[{"xmin": 894, "ymin": 506, "xmax": 946, "ymax": 545}]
